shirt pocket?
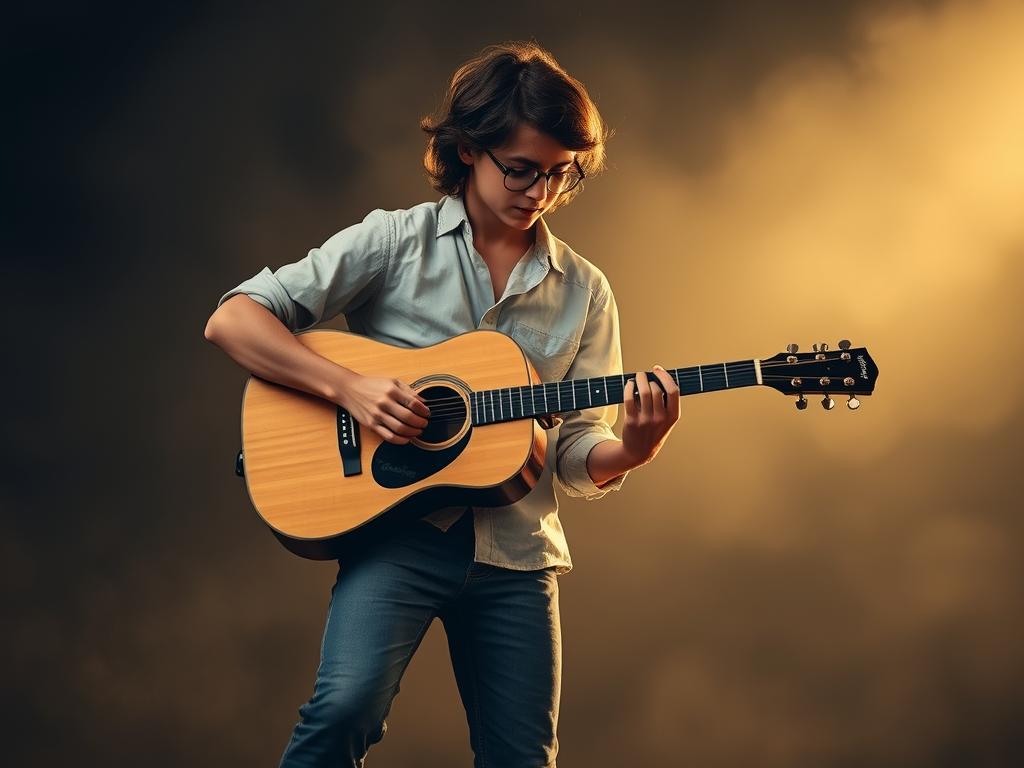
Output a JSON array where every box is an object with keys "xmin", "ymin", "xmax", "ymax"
[{"xmin": 510, "ymin": 319, "xmax": 580, "ymax": 383}]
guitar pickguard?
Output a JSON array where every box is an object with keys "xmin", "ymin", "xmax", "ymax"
[{"xmin": 371, "ymin": 428, "xmax": 473, "ymax": 488}]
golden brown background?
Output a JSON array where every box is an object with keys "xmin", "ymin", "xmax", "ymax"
[{"xmin": 6, "ymin": 1, "xmax": 1023, "ymax": 765}]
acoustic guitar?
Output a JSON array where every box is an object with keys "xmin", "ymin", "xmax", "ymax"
[{"xmin": 233, "ymin": 329, "xmax": 878, "ymax": 559}]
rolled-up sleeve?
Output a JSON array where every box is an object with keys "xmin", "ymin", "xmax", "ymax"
[
  {"xmin": 216, "ymin": 208, "xmax": 393, "ymax": 332},
  {"xmin": 555, "ymin": 285, "xmax": 630, "ymax": 501}
]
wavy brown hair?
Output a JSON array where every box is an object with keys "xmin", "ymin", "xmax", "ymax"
[{"xmin": 420, "ymin": 41, "xmax": 612, "ymax": 213}]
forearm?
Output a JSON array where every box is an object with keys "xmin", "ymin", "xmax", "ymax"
[
  {"xmin": 203, "ymin": 294, "xmax": 356, "ymax": 403},
  {"xmin": 586, "ymin": 438, "xmax": 644, "ymax": 489}
]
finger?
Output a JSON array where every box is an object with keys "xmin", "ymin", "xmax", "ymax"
[
  {"xmin": 379, "ymin": 411, "xmax": 420, "ymax": 437},
  {"xmin": 635, "ymin": 371, "xmax": 651, "ymax": 415},
  {"xmin": 652, "ymin": 366, "xmax": 673, "ymax": 415},
  {"xmin": 376, "ymin": 424, "xmax": 408, "ymax": 445},
  {"xmin": 400, "ymin": 383, "xmax": 431, "ymax": 418},
  {"xmin": 665, "ymin": 371, "xmax": 681, "ymax": 421},
  {"xmin": 650, "ymin": 376, "xmax": 666, "ymax": 417},
  {"xmin": 667, "ymin": 384, "xmax": 680, "ymax": 421},
  {"xmin": 391, "ymin": 382, "xmax": 429, "ymax": 422},
  {"xmin": 384, "ymin": 394, "xmax": 429, "ymax": 429},
  {"xmin": 623, "ymin": 378, "xmax": 637, "ymax": 419}
]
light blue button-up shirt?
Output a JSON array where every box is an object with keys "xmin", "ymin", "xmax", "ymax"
[{"xmin": 217, "ymin": 194, "xmax": 629, "ymax": 574}]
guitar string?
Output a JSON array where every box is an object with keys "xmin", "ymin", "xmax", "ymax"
[
  {"xmin": 412, "ymin": 372, "xmax": 856, "ymax": 414},
  {"xmin": 397, "ymin": 357, "xmax": 862, "ymax": 410},
  {"xmin": 403, "ymin": 367, "xmax": 758, "ymax": 410},
  {"xmin": 403, "ymin": 367, "xmax": 850, "ymax": 415},
  {"xmin": 406, "ymin": 376, "xmax": 859, "ymax": 423}
]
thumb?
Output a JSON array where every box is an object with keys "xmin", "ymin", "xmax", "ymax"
[{"xmin": 401, "ymin": 382, "xmax": 430, "ymax": 415}]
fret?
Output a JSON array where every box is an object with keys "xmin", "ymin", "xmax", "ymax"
[
  {"xmin": 544, "ymin": 382, "xmax": 559, "ymax": 413},
  {"xmin": 701, "ymin": 364, "xmax": 727, "ymax": 392},
  {"xmin": 469, "ymin": 360, "xmax": 760, "ymax": 428},
  {"xmin": 600, "ymin": 375, "xmax": 616, "ymax": 405},
  {"xmin": 574, "ymin": 378, "xmax": 590, "ymax": 410},
  {"xmin": 725, "ymin": 360, "xmax": 758, "ymax": 388},
  {"xmin": 677, "ymin": 366, "xmax": 701, "ymax": 396},
  {"xmin": 558, "ymin": 381, "xmax": 569, "ymax": 411}
]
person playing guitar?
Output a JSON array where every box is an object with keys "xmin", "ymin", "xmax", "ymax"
[{"xmin": 204, "ymin": 41, "xmax": 680, "ymax": 768}]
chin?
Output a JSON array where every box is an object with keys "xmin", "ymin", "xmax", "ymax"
[{"xmin": 502, "ymin": 214, "xmax": 535, "ymax": 229}]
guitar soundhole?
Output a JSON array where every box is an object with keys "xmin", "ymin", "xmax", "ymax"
[{"xmin": 418, "ymin": 385, "xmax": 467, "ymax": 445}]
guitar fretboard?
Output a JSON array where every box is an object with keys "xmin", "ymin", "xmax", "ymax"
[{"xmin": 470, "ymin": 360, "xmax": 760, "ymax": 426}]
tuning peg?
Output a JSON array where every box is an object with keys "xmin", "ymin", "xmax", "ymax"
[
  {"xmin": 821, "ymin": 395, "xmax": 835, "ymax": 410},
  {"xmin": 847, "ymin": 395, "xmax": 861, "ymax": 410},
  {"xmin": 795, "ymin": 394, "xmax": 808, "ymax": 410},
  {"xmin": 819, "ymin": 342, "xmax": 829, "ymax": 352},
  {"xmin": 786, "ymin": 343, "xmax": 799, "ymax": 354},
  {"xmin": 838, "ymin": 339, "xmax": 851, "ymax": 351},
  {"xmin": 812, "ymin": 343, "xmax": 818, "ymax": 352}
]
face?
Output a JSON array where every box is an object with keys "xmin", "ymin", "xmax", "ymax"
[{"xmin": 459, "ymin": 122, "xmax": 577, "ymax": 232}]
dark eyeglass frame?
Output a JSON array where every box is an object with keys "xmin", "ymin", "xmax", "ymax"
[{"xmin": 483, "ymin": 149, "xmax": 585, "ymax": 194}]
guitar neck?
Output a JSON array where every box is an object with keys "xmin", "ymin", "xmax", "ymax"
[{"xmin": 470, "ymin": 359, "xmax": 761, "ymax": 426}]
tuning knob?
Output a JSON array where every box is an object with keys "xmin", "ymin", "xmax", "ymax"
[
  {"xmin": 796, "ymin": 394, "xmax": 808, "ymax": 410},
  {"xmin": 847, "ymin": 395, "xmax": 861, "ymax": 410},
  {"xmin": 838, "ymin": 339, "xmax": 851, "ymax": 351},
  {"xmin": 821, "ymin": 395, "xmax": 835, "ymax": 410},
  {"xmin": 787, "ymin": 343, "xmax": 799, "ymax": 354}
]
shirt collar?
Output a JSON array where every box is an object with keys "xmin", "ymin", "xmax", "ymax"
[{"xmin": 436, "ymin": 194, "xmax": 566, "ymax": 275}]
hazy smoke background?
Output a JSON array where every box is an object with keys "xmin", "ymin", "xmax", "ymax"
[{"xmin": 6, "ymin": 0, "xmax": 1024, "ymax": 765}]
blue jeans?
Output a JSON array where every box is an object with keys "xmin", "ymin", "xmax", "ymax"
[{"xmin": 278, "ymin": 509, "xmax": 561, "ymax": 767}]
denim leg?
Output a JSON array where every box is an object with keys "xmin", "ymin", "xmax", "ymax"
[
  {"xmin": 442, "ymin": 565, "xmax": 562, "ymax": 768},
  {"xmin": 279, "ymin": 518, "xmax": 472, "ymax": 767}
]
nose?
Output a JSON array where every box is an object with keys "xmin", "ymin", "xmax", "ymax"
[{"xmin": 525, "ymin": 176, "xmax": 549, "ymax": 203}]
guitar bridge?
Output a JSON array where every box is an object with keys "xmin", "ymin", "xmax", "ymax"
[{"xmin": 337, "ymin": 407, "xmax": 362, "ymax": 476}]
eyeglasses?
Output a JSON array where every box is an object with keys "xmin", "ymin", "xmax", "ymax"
[{"xmin": 484, "ymin": 149, "xmax": 585, "ymax": 195}]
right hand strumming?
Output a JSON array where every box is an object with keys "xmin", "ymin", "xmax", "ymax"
[{"xmin": 337, "ymin": 375, "xmax": 431, "ymax": 445}]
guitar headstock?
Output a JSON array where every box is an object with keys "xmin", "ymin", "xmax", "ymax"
[{"xmin": 760, "ymin": 340, "xmax": 878, "ymax": 410}]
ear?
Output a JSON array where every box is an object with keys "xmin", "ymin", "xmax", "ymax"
[{"xmin": 457, "ymin": 143, "xmax": 477, "ymax": 166}]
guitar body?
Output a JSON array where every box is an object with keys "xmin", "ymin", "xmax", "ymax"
[
  {"xmin": 240, "ymin": 328, "xmax": 548, "ymax": 560},
  {"xmin": 235, "ymin": 324, "xmax": 878, "ymax": 562}
]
